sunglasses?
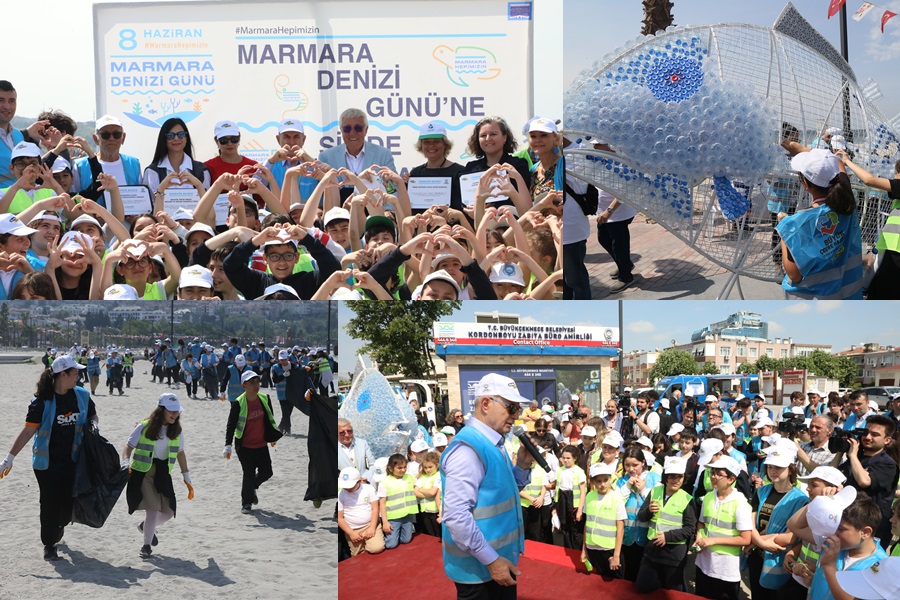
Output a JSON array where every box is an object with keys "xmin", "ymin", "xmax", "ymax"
[
  {"xmin": 491, "ymin": 397, "xmax": 522, "ymax": 416},
  {"xmin": 99, "ymin": 130, "xmax": 123, "ymax": 140},
  {"xmin": 218, "ymin": 136, "xmax": 240, "ymax": 145},
  {"xmin": 341, "ymin": 124, "xmax": 365, "ymax": 133},
  {"xmin": 165, "ymin": 131, "xmax": 188, "ymax": 140}
]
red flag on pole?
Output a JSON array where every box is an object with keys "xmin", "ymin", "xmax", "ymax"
[
  {"xmin": 883, "ymin": 10, "xmax": 898, "ymax": 33},
  {"xmin": 828, "ymin": 0, "xmax": 847, "ymax": 19}
]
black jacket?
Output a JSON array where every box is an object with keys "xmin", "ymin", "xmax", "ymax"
[
  {"xmin": 223, "ymin": 237, "xmax": 341, "ymax": 300},
  {"xmin": 225, "ymin": 392, "xmax": 284, "ymax": 448}
]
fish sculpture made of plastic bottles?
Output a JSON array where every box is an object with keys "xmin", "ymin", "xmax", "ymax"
[
  {"xmin": 339, "ymin": 354, "xmax": 418, "ymax": 460},
  {"xmin": 564, "ymin": 2, "xmax": 900, "ymax": 298}
]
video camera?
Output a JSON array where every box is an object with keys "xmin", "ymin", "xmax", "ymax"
[
  {"xmin": 777, "ymin": 414, "xmax": 808, "ymax": 437},
  {"xmin": 683, "ymin": 395, "xmax": 701, "ymax": 411},
  {"xmin": 828, "ymin": 428, "xmax": 866, "ymax": 454},
  {"xmin": 617, "ymin": 390, "xmax": 632, "ymax": 411}
]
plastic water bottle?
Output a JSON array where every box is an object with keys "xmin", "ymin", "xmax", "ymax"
[{"xmin": 582, "ymin": 555, "xmax": 594, "ymax": 572}]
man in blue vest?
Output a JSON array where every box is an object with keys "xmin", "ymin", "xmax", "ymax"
[
  {"xmin": 0, "ymin": 80, "xmax": 54, "ymax": 188},
  {"xmin": 73, "ymin": 115, "xmax": 142, "ymax": 207},
  {"xmin": 265, "ymin": 119, "xmax": 316, "ymax": 202},
  {"xmin": 441, "ymin": 373, "xmax": 530, "ymax": 599}
]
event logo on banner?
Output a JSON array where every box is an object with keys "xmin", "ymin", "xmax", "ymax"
[
  {"xmin": 94, "ymin": 1, "xmax": 533, "ymax": 168},
  {"xmin": 433, "ymin": 322, "xmax": 621, "ymax": 348}
]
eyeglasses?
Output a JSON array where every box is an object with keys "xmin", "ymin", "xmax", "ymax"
[
  {"xmin": 491, "ymin": 397, "xmax": 522, "ymax": 416},
  {"xmin": 341, "ymin": 124, "xmax": 365, "ymax": 133},
  {"xmin": 266, "ymin": 251, "xmax": 297, "ymax": 263},
  {"xmin": 165, "ymin": 131, "xmax": 188, "ymax": 140},
  {"xmin": 338, "ymin": 429, "xmax": 353, "ymax": 436},
  {"xmin": 12, "ymin": 159, "xmax": 39, "ymax": 169},
  {"xmin": 218, "ymin": 136, "xmax": 240, "ymax": 145},
  {"xmin": 121, "ymin": 257, "xmax": 150, "ymax": 269},
  {"xmin": 99, "ymin": 130, "xmax": 123, "ymax": 140}
]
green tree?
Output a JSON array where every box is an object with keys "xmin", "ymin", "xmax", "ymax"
[
  {"xmin": 649, "ymin": 349, "xmax": 698, "ymax": 384},
  {"xmin": 737, "ymin": 361, "xmax": 758, "ymax": 374},
  {"xmin": 755, "ymin": 355, "xmax": 779, "ymax": 373},
  {"xmin": 345, "ymin": 301, "xmax": 461, "ymax": 377},
  {"xmin": 698, "ymin": 361, "xmax": 720, "ymax": 375}
]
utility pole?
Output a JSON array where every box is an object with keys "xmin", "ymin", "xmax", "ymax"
[{"xmin": 618, "ymin": 300, "xmax": 624, "ymax": 395}]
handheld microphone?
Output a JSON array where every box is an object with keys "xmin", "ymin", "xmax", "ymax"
[{"xmin": 512, "ymin": 425, "xmax": 551, "ymax": 472}]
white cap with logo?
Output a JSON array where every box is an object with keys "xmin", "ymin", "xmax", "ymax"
[{"xmin": 474, "ymin": 373, "xmax": 530, "ymax": 406}]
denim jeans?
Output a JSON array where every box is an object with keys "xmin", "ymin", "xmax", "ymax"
[
  {"xmin": 597, "ymin": 217, "xmax": 634, "ymax": 283},
  {"xmin": 563, "ymin": 240, "xmax": 591, "ymax": 299},
  {"xmin": 383, "ymin": 514, "xmax": 415, "ymax": 549}
]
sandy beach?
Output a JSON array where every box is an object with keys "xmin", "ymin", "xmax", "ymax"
[{"xmin": 0, "ymin": 354, "xmax": 337, "ymax": 600}]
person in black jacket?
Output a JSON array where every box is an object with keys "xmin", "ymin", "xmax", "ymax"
[
  {"xmin": 223, "ymin": 223, "xmax": 340, "ymax": 300},
  {"xmin": 635, "ymin": 455, "xmax": 698, "ymax": 593},
  {"xmin": 223, "ymin": 370, "xmax": 283, "ymax": 514}
]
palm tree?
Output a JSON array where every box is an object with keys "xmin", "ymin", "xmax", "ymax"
[{"xmin": 641, "ymin": 0, "xmax": 675, "ymax": 35}]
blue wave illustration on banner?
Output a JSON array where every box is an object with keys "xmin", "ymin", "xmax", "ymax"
[
  {"xmin": 123, "ymin": 111, "xmax": 202, "ymax": 129},
  {"xmin": 111, "ymin": 90, "xmax": 214, "ymax": 96},
  {"xmin": 237, "ymin": 119, "xmax": 478, "ymax": 133}
]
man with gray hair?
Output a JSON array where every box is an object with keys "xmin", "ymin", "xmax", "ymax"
[
  {"xmin": 318, "ymin": 108, "xmax": 396, "ymax": 201},
  {"xmin": 337, "ymin": 418, "xmax": 375, "ymax": 482},
  {"xmin": 794, "ymin": 415, "xmax": 838, "ymax": 477}
]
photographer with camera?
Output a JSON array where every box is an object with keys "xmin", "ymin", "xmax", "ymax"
[
  {"xmin": 630, "ymin": 393, "xmax": 659, "ymax": 439},
  {"xmin": 835, "ymin": 415, "xmax": 899, "ymax": 549},
  {"xmin": 793, "ymin": 415, "xmax": 838, "ymax": 477}
]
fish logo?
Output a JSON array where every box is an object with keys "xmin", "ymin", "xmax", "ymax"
[
  {"xmin": 357, "ymin": 390, "xmax": 371, "ymax": 412},
  {"xmin": 433, "ymin": 45, "xmax": 501, "ymax": 87},
  {"xmin": 817, "ymin": 211, "xmax": 839, "ymax": 235}
]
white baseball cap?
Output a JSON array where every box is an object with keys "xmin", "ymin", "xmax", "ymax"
[
  {"xmin": 323, "ymin": 207, "xmax": 351, "ymax": 227},
  {"xmin": 420, "ymin": 270, "xmax": 461, "ymax": 299},
  {"xmin": 667, "ymin": 423, "xmax": 685, "ymax": 437},
  {"xmin": 791, "ymin": 148, "xmax": 841, "ymax": 188},
  {"xmin": 440, "ymin": 426, "xmax": 456, "ymax": 436},
  {"xmin": 807, "ymin": 486, "xmax": 858, "ymax": 547},
  {"xmin": 172, "ymin": 207, "xmax": 194, "ymax": 222},
  {"xmin": 580, "ymin": 426, "xmax": 597, "ymax": 438},
  {"xmin": 103, "ymin": 284, "xmax": 140, "ymax": 300},
  {"xmin": 70, "ymin": 214, "xmax": 103, "ymax": 232},
  {"xmin": 409, "ymin": 439, "xmax": 429, "ymax": 453},
  {"xmin": 704, "ymin": 395, "xmax": 719, "ymax": 404},
  {"xmin": 697, "ymin": 438, "xmax": 724, "ymax": 467},
  {"xmin": 186, "ymin": 222, "xmax": 214, "ymax": 241},
  {"xmin": 807, "ymin": 388, "xmax": 823, "ymax": 396},
  {"xmin": 663, "ymin": 456, "xmax": 687, "ymax": 475},
  {"xmin": 715, "ymin": 423, "xmax": 737, "ymax": 436},
  {"xmin": 256, "ymin": 283, "xmax": 301, "ymax": 300},
  {"xmin": 526, "ymin": 117, "xmax": 559, "ymax": 134},
  {"xmin": 58, "ymin": 231, "xmax": 92, "ymax": 256},
  {"xmin": 278, "ymin": 119, "xmax": 304, "ymax": 134},
  {"xmin": 51, "ymin": 354, "xmax": 86, "ymax": 373},
  {"xmin": 705, "ymin": 455, "xmax": 741, "ymax": 477},
  {"xmin": 179, "ymin": 265, "xmax": 214, "ymax": 289},
  {"xmin": 601, "ymin": 434, "xmax": 622, "ymax": 449},
  {"xmin": 370, "ymin": 457, "xmax": 389, "ymax": 483},
  {"xmin": 763, "ymin": 447, "xmax": 797, "ymax": 468},
  {"xmin": 474, "ymin": 373, "xmax": 530, "ymax": 406},
  {"xmin": 331, "ymin": 287, "xmax": 364, "ymax": 301},
  {"xmin": 635, "ymin": 436, "xmax": 653, "ymax": 449},
  {"xmin": 489, "ymin": 262, "xmax": 525, "ymax": 286},
  {"xmin": 798, "ymin": 465, "xmax": 847, "ymax": 487},
  {"xmin": 432, "ymin": 433, "xmax": 448, "ymax": 447},
  {"xmin": 836, "ymin": 557, "xmax": 900, "ymax": 599},
  {"xmin": 589, "ymin": 461, "xmax": 616, "ymax": 477},
  {"xmin": 0, "ymin": 213, "xmax": 37, "ymax": 236},
  {"xmin": 261, "ymin": 230, "xmax": 299, "ymax": 249},
  {"xmin": 51, "ymin": 156, "xmax": 71, "ymax": 173},
  {"xmin": 214, "ymin": 120, "xmax": 240, "ymax": 140},
  {"xmin": 28, "ymin": 210, "xmax": 62, "ymax": 225},
  {"xmin": 660, "ymin": 398, "xmax": 670, "ymax": 409},
  {"xmin": 431, "ymin": 253, "xmax": 458, "ymax": 269},
  {"xmin": 234, "ymin": 355, "xmax": 247, "ymax": 367},
  {"xmin": 10, "ymin": 141, "xmax": 41, "ymax": 160},
  {"xmin": 339, "ymin": 467, "xmax": 361, "ymax": 489},
  {"xmin": 418, "ymin": 121, "xmax": 447, "ymax": 139},
  {"xmin": 157, "ymin": 393, "xmax": 183, "ymax": 412},
  {"xmin": 241, "ymin": 369, "xmax": 259, "ymax": 383},
  {"xmin": 278, "ymin": 350, "xmax": 290, "ymax": 360},
  {"xmin": 95, "ymin": 115, "xmax": 123, "ymax": 130},
  {"xmin": 755, "ymin": 416, "xmax": 775, "ymax": 429},
  {"xmin": 790, "ymin": 406, "xmax": 805, "ymax": 415}
]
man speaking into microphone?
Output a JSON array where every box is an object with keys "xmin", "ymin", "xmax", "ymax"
[{"xmin": 441, "ymin": 373, "xmax": 531, "ymax": 600}]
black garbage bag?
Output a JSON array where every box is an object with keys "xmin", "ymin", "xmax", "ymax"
[
  {"xmin": 287, "ymin": 367, "xmax": 312, "ymax": 416},
  {"xmin": 303, "ymin": 389, "xmax": 338, "ymax": 502},
  {"xmin": 72, "ymin": 424, "xmax": 129, "ymax": 528}
]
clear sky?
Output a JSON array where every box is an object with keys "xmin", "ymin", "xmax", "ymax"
[
  {"xmin": 564, "ymin": 0, "xmax": 900, "ymax": 122},
  {"xmin": 336, "ymin": 300, "xmax": 899, "ymax": 373}
]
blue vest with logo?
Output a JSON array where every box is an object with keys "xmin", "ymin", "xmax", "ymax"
[
  {"xmin": 756, "ymin": 484, "xmax": 809, "ymax": 588},
  {"xmin": 618, "ymin": 471, "xmax": 661, "ymax": 546},
  {"xmin": 272, "ymin": 363, "xmax": 288, "ymax": 401},
  {"xmin": 227, "ymin": 364, "xmax": 245, "ymax": 402},
  {"xmin": 440, "ymin": 424, "xmax": 524, "ymax": 584},
  {"xmin": 809, "ymin": 544, "xmax": 887, "ymax": 600},
  {"xmin": 31, "ymin": 386, "xmax": 91, "ymax": 470}
]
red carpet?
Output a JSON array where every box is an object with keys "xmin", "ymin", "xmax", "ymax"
[{"xmin": 339, "ymin": 535, "xmax": 700, "ymax": 599}]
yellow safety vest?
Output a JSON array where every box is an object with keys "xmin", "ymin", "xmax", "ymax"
[
  {"xmin": 700, "ymin": 490, "xmax": 746, "ymax": 556},
  {"xmin": 416, "ymin": 472, "xmax": 440, "ymax": 513},
  {"xmin": 383, "ymin": 473, "xmax": 417, "ymax": 520},
  {"xmin": 520, "ymin": 465, "xmax": 546, "ymax": 508},
  {"xmin": 647, "ymin": 485, "xmax": 692, "ymax": 544},
  {"xmin": 583, "ymin": 490, "xmax": 621, "ymax": 550},
  {"xmin": 130, "ymin": 419, "xmax": 180, "ymax": 473}
]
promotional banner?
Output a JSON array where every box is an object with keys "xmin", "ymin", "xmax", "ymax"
[
  {"xmin": 433, "ymin": 322, "xmax": 620, "ymax": 347},
  {"xmin": 94, "ymin": 0, "xmax": 534, "ymax": 175}
]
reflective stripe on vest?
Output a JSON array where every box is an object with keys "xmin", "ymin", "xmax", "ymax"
[
  {"xmin": 234, "ymin": 392, "xmax": 277, "ymax": 439},
  {"xmin": 876, "ymin": 202, "xmax": 900, "ymax": 253},
  {"xmin": 554, "ymin": 466, "xmax": 585, "ymax": 508},
  {"xmin": 417, "ymin": 472, "xmax": 440, "ymax": 513},
  {"xmin": 700, "ymin": 491, "xmax": 744, "ymax": 556},
  {"xmin": 583, "ymin": 490, "xmax": 621, "ymax": 550},
  {"xmin": 647, "ymin": 485, "xmax": 692, "ymax": 544},
  {"xmin": 31, "ymin": 387, "xmax": 91, "ymax": 470},
  {"xmin": 441, "ymin": 425, "xmax": 523, "ymax": 584},
  {"xmin": 383, "ymin": 473, "xmax": 417, "ymax": 519},
  {"xmin": 520, "ymin": 466, "xmax": 545, "ymax": 508},
  {"xmin": 130, "ymin": 419, "xmax": 180, "ymax": 473}
]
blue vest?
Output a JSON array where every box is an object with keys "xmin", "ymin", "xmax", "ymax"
[
  {"xmin": 32, "ymin": 387, "xmax": 91, "ymax": 470},
  {"xmin": 223, "ymin": 346, "xmax": 241, "ymax": 365},
  {"xmin": 163, "ymin": 349, "xmax": 177, "ymax": 368},
  {"xmin": 227, "ymin": 364, "xmax": 245, "ymax": 402},
  {"xmin": 86, "ymin": 356, "xmax": 101, "ymax": 376},
  {"xmin": 0, "ymin": 270, "xmax": 24, "ymax": 300},
  {"xmin": 756, "ymin": 484, "xmax": 809, "ymax": 588},
  {"xmin": 268, "ymin": 160, "xmax": 317, "ymax": 201},
  {"xmin": 272, "ymin": 363, "xmax": 288, "ymax": 401},
  {"xmin": 181, "ymin": 358, "xmax": 200, "ymax": 378},
  {"xmin": 201, "ymin": 353, "xmax": 217, "ymax": 372},
  {"xmin": 777, "ymin": 205, "xmax": 864, "ymax": 299},
  {"xmin": 440, "ymin": 424, "xmax": 524, "ymax": 584},
  {"xmin": 260, "ymin": 350, "xmax": 271, "ymax": 368},
  {"xmin": 809, "ymin": 544, "xmax": 887, "ymax": 600},
  {"xmin": 0, "ymin": 129, "xmax": 25, "ymax": 187},
  {"xmin": 618, "ymin": 471, "xmax": 661, "ymax": 546},
  {"xmin": 73, "ymin": 154, "xmax": 142, "ymax": 208},
  {"xmin": 246, "ymin": 348, "xmax": 260, "ymax": 366},
  {"xmin": 190, "ymin": 343, "xmax": 202, "ymax": 360}
]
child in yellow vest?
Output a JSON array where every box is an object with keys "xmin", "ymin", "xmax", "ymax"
[
  {"xmin": 414, "ymin": 451, "xmax": 442, "ymax": 538},
  {"xmin": 581, "ymin": 460, "xmax": 626, "ymax": 578},
  {"xmin": 693, "ymin": 455, "xmax": 752, "ymax": 600},
  {"xmin": 552, "ymin": 445, "xmax": 587, "ymax": 549},
  {"xmin": 378, "ymin": 453, "xmax": 416, "ymax": 549}
]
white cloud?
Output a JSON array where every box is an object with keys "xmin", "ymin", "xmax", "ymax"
[
  {"xmin": 519, "ymin": 316, "xmax": 542, "ymax": 325},
  {"xmin": 783, "ymin": 304, "xmax": 810, "ymax": 315},
  {"xmin": 627, "ymin": 321, "xmax": 656, "ymax": 334},
  {"xmin": 865, "ymin": 1, "xmax": 900, "ymax": 62},
  {"xmin": 768, "ymin": 321, "xmax": 786, "ymax": 334},
  {"xmin": 815, "ymin": 301, "xmax": 843, "ymax": 313}
]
